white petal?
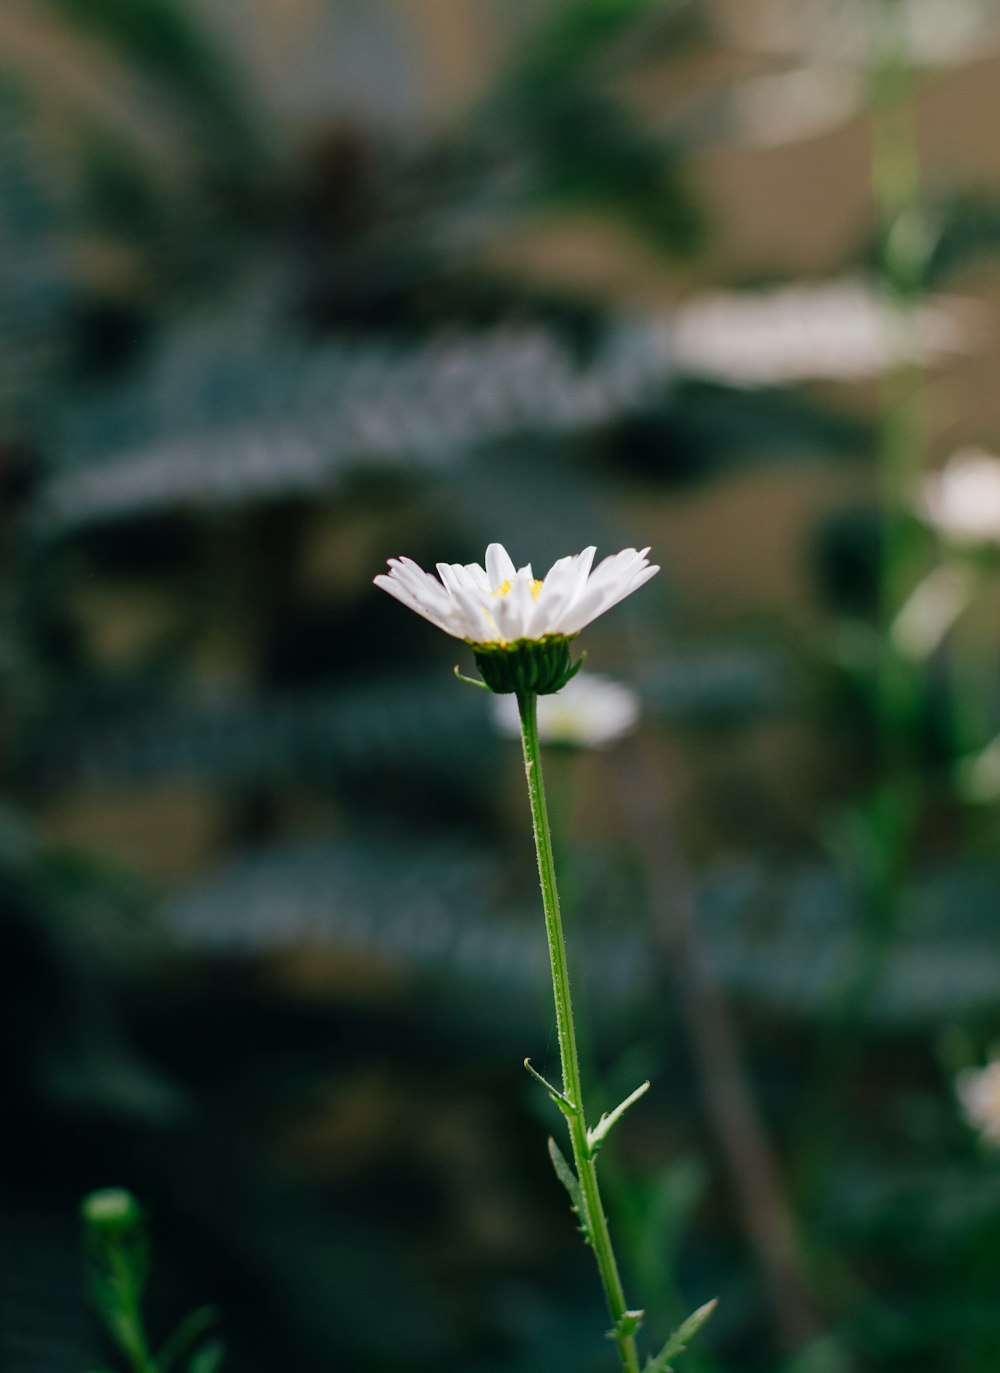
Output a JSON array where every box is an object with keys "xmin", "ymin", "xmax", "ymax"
[
  {"xmin": 558, "ymin": 545, "xmax": 596, "ymax": 578},
  {"xmin": 485, "ymin": 543, "xmax": 516, "ymax": 590},
  {"xmin": 562, "ymin": 548, "xmax": 658, "ymax": 633},
  {"xmin": 376, "ymin": 557, "xmax": 484, "ymax": 639},
  {"xmin": 449, "ymin": 579, "xmax": 498, "ymax": 641},
  {"xmin": 525, "ymin": 555, "xmax": 582, "ymax": 637},
  {"xmin": 374, "ymin": 570, "xmax": 464, "ymax": 637},
  {"xmin": 568, "ymin": 545, "xmax": 597, "ymax": 593},
  {"xmin": 548, "ymin": 546, "xmax": 599, "ymax": 630},
  {"xmin": 491, "ymin": 576, "xmax": 535, "ymax": 641},
  {"xmin": 436, "ymin": 562, "xmax": 473, "ymax": 598},
  {"xmin": 559, "ymin": 548, "xmax": 636, "ymax": 625},
  {"xmin": 462, "ymin": 561, "xmax": 491, "ymax": 595}
]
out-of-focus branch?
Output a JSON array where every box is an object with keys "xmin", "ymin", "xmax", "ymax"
[{"xmin": 612, "ymin": 740, "xmax": 821, "ymax": 1351}]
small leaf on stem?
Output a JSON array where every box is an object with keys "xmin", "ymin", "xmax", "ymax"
[
  {"xmin": 156, "ymin": 1306, "xmax": 218, "ymax": 1372},
  {"xmin": 547, "ymin": 1137, "xmax": 592, "ymax": 1245},
  {"xmin": 524, "ymin": 1056, "xmax": 578, "ymax": 1116},
  {"xmin": 453, "ymin": 665, "xmax": 489, "ymax": 690},
  {"xmin": 644, "ymin": 1298, "xmax": 717, "ymax": 1372},
  {"xmin": 586, "ymin": 1080, "xmax": 650, "ymax": 1156}
]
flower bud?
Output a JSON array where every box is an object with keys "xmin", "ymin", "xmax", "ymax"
[{"xmin": 80, "ymin": 1187, "xmax": 144, "ymax": 1238}]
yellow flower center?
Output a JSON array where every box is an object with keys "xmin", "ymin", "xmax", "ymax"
[{"xmin": 492, "ymin": 577, "xmax": 544, "ymax": 599}]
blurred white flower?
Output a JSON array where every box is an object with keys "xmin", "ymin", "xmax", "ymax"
[
  {"xmin": 957, "ymin": 1058, "xmax": 1000, "ymax": 1145},
  {"xmin": 724, "ymin": 0, "xmax": 999, "ymax": 68},
  {"xmin": 374, "ymin": 543, "xmax": 658, "ymax": 647},
  {"xmin": 672, "ymin": 279, "xmax": 968, "ymax": 387},
  {"xmin": 920, "ymin": 448, "xmax": 1000, "ymax": 547},
  {"xmin": 492, "ymin": 673, "xmax": 641, "ymax": 749},
  {"xmin": 728, "ymin": 67, "xmax": 864, "ymax": 147},
  {"xmin": 721, "ymin": 1, "xmax": 998, "ymax": 148}
]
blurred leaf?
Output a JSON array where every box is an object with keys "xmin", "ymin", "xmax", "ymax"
[
  {"xmin": 15, "ymin": 648, "xmax": 787, "ymax": 797},
  {"xmin": 919, "ymin": 192, "xmax": 1000, "ymax": 287},
  {"xmin": 160, "ymin": 835, "xmax": 651, "ymax": 1040},
  {"xmin": 644, "ymin": 1297, "xmax": 717, "ymax": 1372},
  {"xmin": 156, "ymin": 1306, "xmax": 217, "ymax": 1373},
  {"xmin": 520, "ymin": 87, "xmax": 703, "ymax": 254},
  {"xmin": 511, "ymin": 0, "xmax": 670, "ymax": 95},
  {"xmin": 610, "ymin": 382, "xmax": 869, "ymax": 484},
  {"xmin": 493, "ymin": 0, "xmax": 705, "ymax": 252},
  {"xmin": 35, "ymin": 318, "xmax": 675, "ymax": 530},
  {"xmin": 17, "ymin": 675, "xmax": 497, "ymax": 791},
  {"xmin": 700, "ymin": 861, "xmax": 1000, "ymax": 1025},
  {"xmin": 186, "ymin": 1343, "xmax": 224, "ymax": 1373},
  {"xmin": 0, "ymin": 100, "xmax": 76, "ymax": 412},
  {"xmin": 155, "ymin": 840, "xmax": 1000, "ymax": 1030},
  {"xmin": 46, "ymin": 0, "xmax": 262, "ymax": 157}
]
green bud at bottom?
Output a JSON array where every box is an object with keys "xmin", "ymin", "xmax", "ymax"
[
  {"xmin": 80, "ymin": 1188, "xmax": 144, "ymax": 1237},
  {"xmin": 473, "ymin": 635, "xmax": 582, "ymax": 695}
]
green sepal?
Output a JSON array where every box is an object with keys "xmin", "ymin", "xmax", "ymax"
[
  {"xmin": 547, "ymin": 1137, "xmax": 592, "ymax": 1246},
  {"xmin": 644, "ymin": 1298, "xmax": 717, "ymax": 1372},
  {"xmin": 586, "ymin": 1080, "xmax": 650, "ymax": 1157},
  {"xmin": 472, "ymin": 635, "xmax": 582, "ymax": 695}
]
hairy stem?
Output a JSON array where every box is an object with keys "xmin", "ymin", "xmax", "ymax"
[{"xmin": 516, "ymin": 690, "xmax": 641, "ymax": 1373}]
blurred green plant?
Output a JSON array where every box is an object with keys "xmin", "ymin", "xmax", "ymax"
[{"xmin": 81, "ymin": 1188, "xmax": 222, "ymax": 1373}]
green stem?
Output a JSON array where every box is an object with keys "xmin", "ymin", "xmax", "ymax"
[
  {"xmin": 107, "ymin": 1256, "xmax": 157, "ymax": 1373},
  {"xmin": 516, "ymin": 690, "xmax": 641, "ymax": 1373}
]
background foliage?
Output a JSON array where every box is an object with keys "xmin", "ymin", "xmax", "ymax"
[{"xmin": 5, "ymin": 2, "xmax": 1000, "ymax": 1370}]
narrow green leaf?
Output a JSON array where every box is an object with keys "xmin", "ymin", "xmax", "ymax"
[
  {"xmin": 645, "ymin": 1298, "xmax": 717, "ymax": 1372},
  {"xmin": 587, "ymin": 1080, "xmax": 650, "ymax": 1156},
  {"xmin": 453, "ymin": 665, "xmax": 489, "ymax": 690},
  {"xmin": 525, "ymin": 1057, "xmax": 578, "ymax": 1115},
  {"xmin": 547, "ymin": 1136, "xmax": 592, "ymax": 1244},
  {"xmin": 547, "ymin": 1136, "xmax": 583, "ymax": 1209},
  {"xmin": 156, "ymin": 1306, "xmax": 217, "ymax": 1372}
]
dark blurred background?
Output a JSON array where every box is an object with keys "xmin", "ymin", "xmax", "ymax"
[{"xmin": 5, "ymin": 1, "xmax": 1000, "ymax": 1370}]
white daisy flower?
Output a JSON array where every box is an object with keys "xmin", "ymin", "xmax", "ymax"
[
  {"xmin": 492, "ymin": 673, "xmax": 640, "ymax": 749},
  {"xmin": 920, "ymin": 448, "xmax": 1000, "ymax": 547},
  {"xmin": 374, "ymin": 542, "xmax": 658, "ymax": 694},
  {"xmin": 957, "ymin": 1058, "xmax": 1000, "ymax": 1145},
  {"xmin": 375, "ymin": 543, "xmax": 658, "ymax": 645}
]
